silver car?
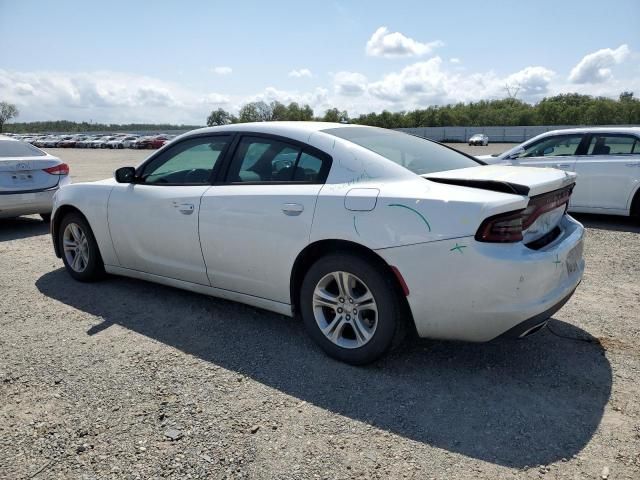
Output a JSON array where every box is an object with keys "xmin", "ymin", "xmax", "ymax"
[
  {"xmin": 468, "ymin": 133, "xmax": 489, "ymax": 146},
  {"xmin": 0, "ymin": 135, "xmax": 71, "ymax": 222}
]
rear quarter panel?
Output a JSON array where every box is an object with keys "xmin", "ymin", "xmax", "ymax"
[{"xmin": 305, "ymin": 134, "xmax": 528, "ymax": 249}]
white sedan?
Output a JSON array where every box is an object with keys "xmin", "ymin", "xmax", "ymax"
[
  {"xmin": 479, "ymin": 127, "xmax": 640, "ymax": 217},
  {"xmin": 0, "ymin": 135, "xmax": 71, "ymax": 222},
  {"xmin": 50, "ymin": 122, "xmax": 585, "ymax": 364}
]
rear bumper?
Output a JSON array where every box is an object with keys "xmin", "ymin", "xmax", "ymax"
[
  {"xmin": 0, "ymin": 178, "xmax": 69, "ymax": 218},
  {"xmin": 376, "ymin": 214, "xmax": 585, "ymax": 342},
  {"xmin": 496, "ymin": 286, "xmax": 577, "ymax": 339}
]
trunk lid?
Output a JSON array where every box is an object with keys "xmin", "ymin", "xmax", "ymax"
[
  {"xmin": 423, "ymin": 164, "xmax": 576, "ymax": 197},
  {"xmin": 0, "ymin": 157, "xmax": 62, "ymax": 193},
  {"xmin": 423, "ymin": 165, "xmax": 577, "ymax": 246}
]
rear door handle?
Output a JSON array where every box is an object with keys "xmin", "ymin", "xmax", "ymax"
[
  {"xmin": 625, "ymin": 163, "xmax": 639, "ymax": 167},
  {"xmin": 282, "ymin": 203, "xmax": 304, "ymax": 216},
  {"xmin": 556, "ymin": 163, "xmax": 571, "ymax": 168},
  {"xmin": 173, "ymin": 202, "xmax": 195, "ymax": 214}
]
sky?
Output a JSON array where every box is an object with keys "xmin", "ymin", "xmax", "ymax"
[{"xmin": 1, "ymin": 0, "xmax": 639, "ymax": 124}]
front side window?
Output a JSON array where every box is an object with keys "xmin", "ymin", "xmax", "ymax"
[
  {"xmin": 140, "ymin": 135, "xmax": 230, "ymax": 185},
  {"xmin": 517, "ymin": 135, "xmax": 583, "ymax": 158},
  {"xmin": 323, "ymin": 126, "xmax": 480, "ymax": 175},
  {"xmin": 586, "ymin": 135, "xmax": 639, "ymax": 155},
  {"xmin": 227, "ymin": 136, "xmax": 327, "ymax": 183}
]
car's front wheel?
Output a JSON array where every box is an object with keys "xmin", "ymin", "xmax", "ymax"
[
  {"xmin": 300, "ymin": 253, "xmax": 404, "ymax": 365},
  {"xmin": 58, "ymin": 213, "xmax": 105, "ymax": 282}
]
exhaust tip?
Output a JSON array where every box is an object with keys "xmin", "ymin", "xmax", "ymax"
[{"xmin": 518, "ymin": 321, "xmax": 548, "ymax": 338}]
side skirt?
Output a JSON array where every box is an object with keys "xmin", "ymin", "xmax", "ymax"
[{"xmin": 104, "ymin": 265, "xmax": 294, "ymax": 317}]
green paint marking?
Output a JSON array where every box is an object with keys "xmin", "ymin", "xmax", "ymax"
[
  {"xmin": 388, "ymin": 203, "xmax": 432, "ymax": 232},
  {"xmin": 353, "ymin": 215, "xmax": 360, "ymax": 236},
  {"xmin": 450, "ymin": 243, "xmax": 467, "ymax": 254}
]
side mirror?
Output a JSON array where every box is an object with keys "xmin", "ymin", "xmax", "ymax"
[{"xmin": 115, "ymin": 166, "xmax": 136, "ymax": 183}]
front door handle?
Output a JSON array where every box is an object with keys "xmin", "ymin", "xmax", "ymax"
[
  {"xmin": 282, "ymin": 203, "xmax": 304, "ymax": 216},
  {"xmin": 173, "ymin": 202, "xmax": 195, "ymax": 214},
  {"xmin": 556, "ymin": 163, "xmax": 571, "ymax": 168},
  {"xmin": 625, "ymin": 163, "xmax": 639, "ymax": 167}
]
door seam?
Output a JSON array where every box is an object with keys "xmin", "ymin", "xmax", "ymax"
[{"xmin": 197, "ymin": 187, "xmax": 213, "ymax": 286}]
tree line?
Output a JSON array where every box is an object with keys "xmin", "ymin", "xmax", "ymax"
[
  {"xmin": 2, "ymin": 92, "xmax": 639, "ymax": 134},
  {"xmin": 207, "ymin": 93, "xmax": 640, "ymax": 128}
]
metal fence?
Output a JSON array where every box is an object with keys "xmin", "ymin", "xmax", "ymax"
[{"xmin": 396, "ymin": 125, "xmax": 639, "ymax": 143}]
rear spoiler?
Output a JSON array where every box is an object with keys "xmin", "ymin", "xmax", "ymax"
[{"xmin": 425, "ymin": 177, "xmax": 530, "ymax": 196}]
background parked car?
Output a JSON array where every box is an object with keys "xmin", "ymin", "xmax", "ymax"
[
  {"xmin": 0, "ymin": 135, "xmax": 71, "ymax": 222},
  {"xmin": 478, "ymin": 127, "xmax": 640, "ymax": 218},
  {"xmin": 468, "ymin": 134, "xmax": 489, "ymax": 146}
]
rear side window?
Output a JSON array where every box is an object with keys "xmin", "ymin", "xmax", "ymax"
[
  {"xmin": 323, "ymin": 126, "xmax": 479, "ymax": 175},
  {"xmin": 227, "ymin": 136, "xmax": 328, "ymax": 183},
  {"xmin": 586, "ymin": 135, "xmax": 639, "ymax": 155},
  {"xmin": 0, "ymin": 140, "xmax": 46, "ymax": 157}
]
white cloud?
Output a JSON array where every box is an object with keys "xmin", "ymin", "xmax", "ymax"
[
  {"xmin": 366, "ymin": 58, "xmax": 555, "ymax": 108},
  {"xmin": 505, "ymin": 66, "xmax": 555, "ymax": 97},
  {"xmin": 568, "ymin": 45, "xmax": 630, "ymax": 84},
  {"xmin": 0, "ymin": 69, "xmax": 228, "ymax": 124},
  {"xmin": 211, "ymin": 66, "xmax": 233, "ymax": 75},
  {"xmin": 449, "ymin": 58, "xmax": 461, "ymax": 64},
  {"xmin": 245, "ymin": 86, "xmax": 330, "ymax": 112},
  {"xmin": 333, "ymin": 71, "xmax": 368, "ymax": 96},
  {"xmin": 288, "ymin": 68, "xmax": 312, "ymax": 78},
  {"xmin": 366, "ymin": 26, "xmax": 443, "ymax": 58}
]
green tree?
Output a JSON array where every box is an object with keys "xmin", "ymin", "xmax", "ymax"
[
  {"xmin": 270, "ymin": 101, "xmax": 288, "ymax": 121},
  {"xmin": 206, "ymin": 108, "xmax": 234, "ymax": 126},
  {"xmin": 322, "ymin": 108, "xmax": 349, "ymax": 123},
  {"xmin": 0, "ymin": 101, "xmax": 19, "ymax": 133}
]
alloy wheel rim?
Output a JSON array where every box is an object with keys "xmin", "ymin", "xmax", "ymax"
[
  {"xmin": 312, "ymin": 271, "xmax": 378, "ymax": 349},
  {"xmin": 62, "ymin": 223, "xmax": 89, "ymax": 273}
]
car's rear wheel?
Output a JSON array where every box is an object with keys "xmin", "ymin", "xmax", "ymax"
[
  {"xmin": 630, "ymin": 189, "xmax": 640, "ymax": 222},
  {"xmin": 300, "ymin": 253, "xmax": 403, "ymax": 365},
  {"xmin": 58, "ymin": 213, "xmax": 105, "ymax": 282}
]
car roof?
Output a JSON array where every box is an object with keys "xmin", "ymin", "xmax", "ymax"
[
  {"xmin": 542, "ymin": 126, "xmax": 640, "ymax": 136},
  {"xmin": 186, "ymin": 121, "xmax": 359, "ymax": 143}
]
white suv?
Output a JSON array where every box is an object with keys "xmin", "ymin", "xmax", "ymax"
[{"xmin": 479, "ymin": 127, "xmax": 640, "ymax": 217}]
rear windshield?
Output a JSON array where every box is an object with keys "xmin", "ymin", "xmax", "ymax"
[
  {"xmin": 323, "ymin": 126, "xmax": 480, "ymax": 175},
  {"xmin": 0, "ymin": 140, "xmax": 46, "ymax": 157}
]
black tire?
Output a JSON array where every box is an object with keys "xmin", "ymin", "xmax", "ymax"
[
  {"xmin": 300, "ymin": 253, "xmax": 404, "ymax": 365},
  {"xmin": 58, "ymin": 212, "xmax": 105, "ymax": 282},
  {"xmin": 630, "ymin": 189, "xmax": 640, "ymax": 221},
  {"xmin": 40, "ymin": 213, "xmax": 51, "ymax": 223}
]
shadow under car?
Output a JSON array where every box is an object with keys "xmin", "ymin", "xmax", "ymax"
[
  {"xmin": 0, "ymin": 216, "xmax": 49, "ymax": 242},
  {"xmin": 36, "ymin": 268, "xmax": 612, "ymax": 468}
]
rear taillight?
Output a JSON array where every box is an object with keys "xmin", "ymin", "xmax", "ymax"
[
  {"xmin": 475, "ymin": 209, "xmax": 524, "ymax": 243},
  {"xmin": 43, "ymin": 163, "xmax": 69, "ymax": 175},
  {"xmin": 475, "ymin": 185, "xmax": 574, "ymax": 243},
  {"xmin": 521, "ymin": 185, "xmax": 573, "ymax": 229}
]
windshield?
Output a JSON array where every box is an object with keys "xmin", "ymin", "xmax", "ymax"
[
  {"xmin": 0, "ymin": 140, "xmax": 46, "ymax": 157},
  {"xmin": 323, "ymin": 126, "xmax": 480, "ymax": 175}
]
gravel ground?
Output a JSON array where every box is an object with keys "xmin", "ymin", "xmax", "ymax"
[{"xmin": 1, "ymin": 145, "xmax": 639, "ymax": 479}]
